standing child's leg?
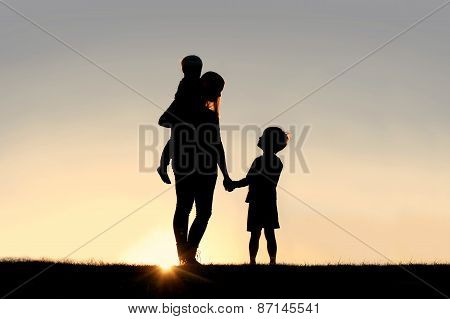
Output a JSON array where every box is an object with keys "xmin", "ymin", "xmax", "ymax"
[
  {"xmin": 249, "ymin": 229, "xmax": 261, "ymax": 265},
  {"xmin": 264, "ymin": 228, "xmax": 277, "ymax": 265},
  {"xmin": 157, "ymin": 139, "xmax": 173, "ymax": 184}
]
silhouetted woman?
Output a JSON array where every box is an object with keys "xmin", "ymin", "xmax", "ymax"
[{"xmin": 168, "ymin": 71, "xmax": 231, "ymax": 265}]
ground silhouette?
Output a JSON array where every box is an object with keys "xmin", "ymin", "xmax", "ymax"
[{"xmin": 1, "ymin": 260, "xmax": 449, "ymax": 298}]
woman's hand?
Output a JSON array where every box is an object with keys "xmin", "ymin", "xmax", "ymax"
[{"xmin": 223, "ymin": 177, "xmax": 234, "ymax": 192}]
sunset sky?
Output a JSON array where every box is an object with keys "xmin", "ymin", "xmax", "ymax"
[{"xmin": 1, "ymin": 0, "xmax": 449, "ymax": 266}]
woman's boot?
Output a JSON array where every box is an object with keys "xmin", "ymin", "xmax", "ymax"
[
  {"xmin": 176, "ymin": 243, "xmax": 188, "ymax": 265},
  {"xmin": 185, "ymin": 244, "xmax": 201, "ymax": 266}
]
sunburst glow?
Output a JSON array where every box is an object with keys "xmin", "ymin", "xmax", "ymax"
[{"xmin": 158, "ymin": 262, "xmax": 174, "ymax": 272}]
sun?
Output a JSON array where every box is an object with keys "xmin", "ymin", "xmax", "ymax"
[
  {"xmin": 122, "ymin": 231, "xmax": 180, "ymax": 269},
  {"xmin": 158, "ymin": 261, "xmax": 175, "ymax": 272}
]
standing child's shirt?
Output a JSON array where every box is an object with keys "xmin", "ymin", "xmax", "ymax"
[{"xmin": 245, "ymin": 154, "xmax": 283, "ymax": 231}]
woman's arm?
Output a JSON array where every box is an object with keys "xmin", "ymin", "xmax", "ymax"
[
  {"xmin": 213, "ymin": 120, "xmax": 233, "ymax": 192},
  {"xmin": 211, "ymin": 119, "xmax": 230, "ymax": 181},
  {"xmin": 217, "ymin": 140, "xmax": 230, "ymax": 180}
]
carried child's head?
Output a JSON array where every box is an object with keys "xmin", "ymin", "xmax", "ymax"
[
  {"xmin": 258, "ymin": 127, "xmax": 290, "ymax": 154},
  {"xmin": 181, "ymin": 55, "xmax": 203, "ymax": 78}
]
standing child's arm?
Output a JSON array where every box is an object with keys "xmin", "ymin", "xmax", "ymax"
[
  {"xmin": 228, "ymin": 159, "xmax": 257, "ymax": 191},
  {"xmin": 231, "ymin": 178, "xmax": 249, "ymax": 189}
]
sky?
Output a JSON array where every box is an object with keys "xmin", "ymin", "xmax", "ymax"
[{"xmin": 1, "ymin": 0, "xmax": 449, "ymax": 265}]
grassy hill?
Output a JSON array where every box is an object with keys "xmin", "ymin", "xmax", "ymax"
[{"xmin": 0, "ymin": 260, "xmax": 449, "ymax": 298}]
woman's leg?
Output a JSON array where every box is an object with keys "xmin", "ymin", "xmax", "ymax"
[
  {"xmin": 264, "ymin": 228, "xmax": 277, "ymax": 265},
  {"xmin": 173, "ymin": 174, "xmax": 195, "ymax": 262},
  {"xmin": 249, "ymin": 229, "xmax": 261, "ymax": 264},
  {"xmin": 187, "ymin": 174, "xmax": 217, "ymax": 257}
]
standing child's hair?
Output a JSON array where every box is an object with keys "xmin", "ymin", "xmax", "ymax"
[{"xmin": 258, "ymin": 127, "xmax": 290, "ymax": 154}]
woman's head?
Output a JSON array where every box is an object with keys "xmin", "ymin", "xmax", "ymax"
[
  {"xmin": 258, "ymin": 127, "xmax": 290, "ymax": 154},
  {"xmin": 200, "ymin": 71, "xmax": 225, "ymax": 115}
]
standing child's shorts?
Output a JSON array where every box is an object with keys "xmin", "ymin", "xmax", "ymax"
[{"xmin": 247, "ymin": 201, "xmax": 280, "ymax": 232}]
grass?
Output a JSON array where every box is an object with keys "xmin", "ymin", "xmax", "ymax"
[{"xmin": 0, "ymin": 259, "xmax": 449, "ymax": 298}]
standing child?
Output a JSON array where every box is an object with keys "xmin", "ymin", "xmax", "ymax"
[
  {"xmin": 157, "ymin": 55, "xmax": 203, "ymax": 184},
  {"xmin": 228, "ymin": 127, "xmax": 289, "ymax": 265}
]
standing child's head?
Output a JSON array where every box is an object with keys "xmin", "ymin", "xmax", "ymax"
[
  {"xmin": 181, "ymin": 55, "xmax": 203, "ymax": 78},
  {"xmin": 258, "ymin": 127, "xmax": 290, "ymax": 154}
]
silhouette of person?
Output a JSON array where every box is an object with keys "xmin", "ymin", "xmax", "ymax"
[
  {"xmin": 228, "ymin": 127, "xmax": 289, "ymax": 265},
  {"xmin": 159, "ymin": 69, "xmax": 231, "ymax": 265},
  {"xmin": 157, "ymin": 55, "xmax": 203, "ymax": 184}
]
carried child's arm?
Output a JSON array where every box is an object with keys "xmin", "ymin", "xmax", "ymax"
[
  {"xmin": 160, "ymin": 138, "xmax": 173, "ymax": 168},
  {"xmin": 157, "ymin": 139, "xmax": 173, "ymax": 184},
  {"xmin": 158, "ymin": 100, "xmax": 177, "ymax": 128}
]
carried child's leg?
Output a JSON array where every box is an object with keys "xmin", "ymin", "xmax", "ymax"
[
  {"xmin": 249, "ymin": 229, "xmax": 261, "ymax": 265},
  {"xmin": 157, "ymin": 139, "xmax": 173, "ymax": 184},
  {"xmin": 264, "ymin": 228, "xmax": 277, "ymax": 265}
]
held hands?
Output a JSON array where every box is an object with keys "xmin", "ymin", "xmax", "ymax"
[{"xmin": 223, "ymin": 177, "xmax": 235, "ymax": 192}]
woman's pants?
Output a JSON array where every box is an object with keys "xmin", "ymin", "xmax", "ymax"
[{"xmin": 173, "ymin": 173, "xmax": 217, "ymax": 253}]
